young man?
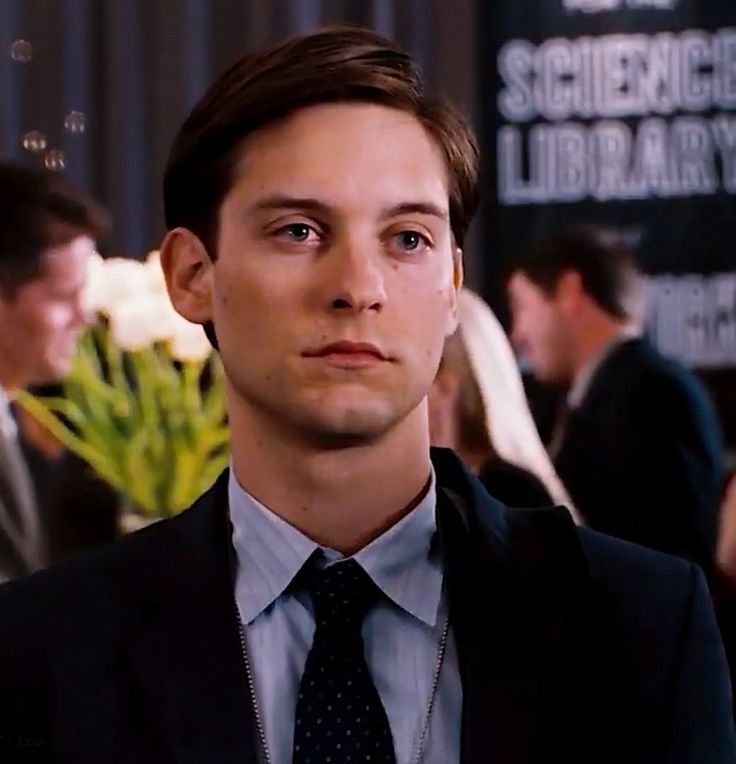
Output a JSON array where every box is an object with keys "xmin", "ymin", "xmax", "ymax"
[
  {"xmin": 0, "ymin": 162, "xmax": 108, "ymax": 582},
  {"xmin": 507, "ymin": 225, "xmax": 723, "ymax": 574},
  {"xmin": 0, "ymin": 28, "xmax": 733, "ymax": 763}
]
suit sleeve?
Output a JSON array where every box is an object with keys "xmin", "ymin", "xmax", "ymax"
[
  {"xmin": 665, "ymin": 564, "xmax": 736, "ymax": 763},
  {"xmin": 601, "ymin": 374, "xmax": 721, "ymax": 569}
]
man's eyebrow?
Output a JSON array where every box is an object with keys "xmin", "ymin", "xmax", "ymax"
[
  {"xmin": 249, "ymin": 197, "xmax": 449, "ymax": 221},
  {"xmin": 379, "ymin": 202, "xmax": 448, "ymax": 221},
  {"xmin": 251, "ymin": 196, "xmax": 333, "ymax": 215}
]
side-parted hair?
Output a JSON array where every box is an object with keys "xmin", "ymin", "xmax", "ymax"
[
  {"xmin": 511, "ymin": 224, "xmax": 641, "ymax": 320},
  {"xmin": 0, "ymin": 161, "xmax": 109, "ymax": 297},
  {"xmin": 163, "ymin": 25, "xmax": 480, "ymax": 256}
]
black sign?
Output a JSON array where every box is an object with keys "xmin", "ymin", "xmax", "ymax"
[{"xmin": 478, "ymin": 0, "xmax": 736, "ymax": 370}]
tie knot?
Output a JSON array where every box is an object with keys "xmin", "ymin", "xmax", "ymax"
[{"xmin": 307, "ymin": 559, "xmax": 380, "ymax": 631}]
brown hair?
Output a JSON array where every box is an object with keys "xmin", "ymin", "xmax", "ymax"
[
  {"xmin": 163, "ymin": 25, "xmax": 479, "ymax": 256},
  {"xmin": 438, "ymin": 329, "xmax": 494, "ymax": 462},
  {"xmin": 510, "ymin": 224, "xmax": 640, "ymax": 320},
  {"xmin": 0, "ymin": 161, "xmax": 109, "ymax": 296}
]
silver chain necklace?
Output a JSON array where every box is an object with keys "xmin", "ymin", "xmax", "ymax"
[{"xmin": 234, "ymin": 597, "xmax": 450, "ymax": 764}]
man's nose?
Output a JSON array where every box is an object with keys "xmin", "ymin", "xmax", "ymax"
[{"xmin": 326, "ymin": 238, "xmax": 387, "ymax": 314}]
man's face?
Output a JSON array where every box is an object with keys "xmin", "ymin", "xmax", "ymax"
[
  {"xmin": 0, "ymin": 235, "xmax": 92, "ymax": 388},
  {"xmin": 507, "ymin": 271, "xmax": 574, "ymax": 384},
  {"xmin": 208, "ymin": 102, "xmax": 461, "ymax": 445}
]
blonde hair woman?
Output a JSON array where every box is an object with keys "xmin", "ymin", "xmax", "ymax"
[{"xmin": 429, "ymin": 289, "xmax": 580, "ymax": 519}]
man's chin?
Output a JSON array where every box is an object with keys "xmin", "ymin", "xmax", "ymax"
[
  {"xmin": 35, "ymin": 359, "xmax": 72, "ymax": 386},
  {"xmin": 298, "ymin": 406, "xmax": 399, "ymax": 449}
]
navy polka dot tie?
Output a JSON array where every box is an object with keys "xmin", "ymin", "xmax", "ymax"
[{"xmin": 292, "ymin": 558, "xmax": 396, "ymax": 764}]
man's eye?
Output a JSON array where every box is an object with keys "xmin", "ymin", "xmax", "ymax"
[
  {"xmin": 393, "ymin": 230, "xmax": 428, "ymax": 251},
  {"xmin": 277, "ymin": 223, "xmax": 318, "ymax": 242}
]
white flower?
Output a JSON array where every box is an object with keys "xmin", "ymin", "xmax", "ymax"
[
  {"xmin": 83, "ymin": 250, "xmax": 213, "ymax": 362},
  {"xmin": 167, "ymin": 313, "xmax": 212, "ymax": 362},
  {"xmin": 108, "ymin": 294, "xmax": 170, "ymax": 351},
  {"xmin": 143, "ymin": 250, "xmax": 168, "ymax": 296},
  {"xmin": 91, "ymin": 257, "xmax": 152, "ymax": 317},
  {"xmin": 81, "ymin": 251, "xmax": 107, "ymax": 316}
]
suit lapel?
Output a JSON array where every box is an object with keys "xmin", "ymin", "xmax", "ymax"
[
  {"xmin": 433, "ymin": 450, "xmax": 590, "ymax": 764},
  {"xmin": 126, "ymin": 473, "xmax": 262, "ymax": 763}
]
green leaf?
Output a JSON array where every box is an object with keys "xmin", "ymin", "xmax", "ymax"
[{"xmin": 22, "ymin": 322, "xmax": 230, "ymax": 518}]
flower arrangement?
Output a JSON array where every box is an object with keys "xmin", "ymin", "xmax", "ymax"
[{"xmin": 17, "ymin": 251, "xmax": 229, "ymax": 521}]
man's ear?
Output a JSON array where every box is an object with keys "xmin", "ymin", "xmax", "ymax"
[
  {"xmin": 159, "ymin": 228, "xmax": 214, "ymax": 324},
  {"xmin": 447, "ymin": 247, "xmax": 464, "ymax": 335}
]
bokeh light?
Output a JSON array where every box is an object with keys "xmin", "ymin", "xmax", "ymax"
[
  {"xmin": 44, "ymin": 149, "xmax": 66, "ymax": 171},
  {"xmin": 10, "ymin": 39, "xmax": 33, "ymax": 63},
  {"xmin": 22, "ymin": 130, "xmax": 47, "ymax": 153},
  {"xmin": 63, "ymin": 111, "xmax": 86, "ymax": 134}
]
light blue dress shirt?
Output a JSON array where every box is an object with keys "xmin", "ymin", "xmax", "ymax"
[{"xmin": 229, "ymin": 468, "xmax": 462, "ymax": 764}]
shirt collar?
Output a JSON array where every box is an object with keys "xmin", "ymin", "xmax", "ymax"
[
  {"xmin": 229, "ymin": 466, "xmax": 441, "ymax": 628},
  {"xmin": 567, "ymin": 327, "xmax": 640, "ymax": 409},
  {"xmin": 0, "ymin": 386, "xmax": 17, "ymax": 440}
]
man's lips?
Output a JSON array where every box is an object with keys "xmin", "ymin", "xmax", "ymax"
[{"xmin": 303, "ymin": 341, "xmax": 388, "ymax": 362}]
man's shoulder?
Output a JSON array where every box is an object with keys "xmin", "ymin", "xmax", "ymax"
[
  {"xmin": 506, "ymin": 499, "xmax": 696, "ymax": 597},
  {"xmin": 606, "ymin": 338, "xmax": 701, "ymax": 393},
  {"xmin": 0, "ymin": 514, "xmax": 175, "ymax": 613},
  {"xmin": 468, "ymin": 474, "xmax": 699, "ymax": 611},
  {"xmin": 508, "ymin": 507, "xmax": 704, "ymax": 665},
  {"xmin": 574, "ymin": 523, "xmax": 708, "ymax": 660},
  {"xmin": 590, "ymin": 338, "xmax": 715, "ymax": 416},
  {"xmin": 0, "ymin": 470, "xmax": 228, "ymax": 623},
  {"xmin": 0, "ymin": 503, "xmax": 213, "ymax": 660},
  {"xmin": 575, "ymin": 522, "xmax": 696, "ymax": 601}
]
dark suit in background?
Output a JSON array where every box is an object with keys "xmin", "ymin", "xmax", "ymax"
[
  {"xmin": 0, "ymin": 449, "xmax": 733, "ymax": 763},
  {"xmin": 554, "ymin": 337, "xmax": 723, "ymax": 572},
  {"xmin": 22, "ymin": 446, "xmax": 120, "ymax": 564},
  {"xmin": 0, "ymin": 414, "xmax": 45, "ymax": 582},
  {"xmin": 0, "ymin": 425, "xmax": 120, "ymax": 581},
  {"xmin": 17, "ymin": 386, "xmax": 120, "ymax": 566}
]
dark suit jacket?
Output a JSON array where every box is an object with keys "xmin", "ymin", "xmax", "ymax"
[
  {"xmin": 0, "ymin": 427, "xmax": 45, "ymax": 582},
  {"xmin": 0, "ymin": 410, "xmax": 119, "ymax": 582},
  {"xmin": 0, "ymin": 448, "xmax": 733, "ymax": 763},
  {"xmin": 554, "ymin": 338, "xmax": 723, "ymax": 572},
  {"xmin": 478, "ymin": 457, "xmax": 553, "ymax": 508},
  {"xmin": 21, "ymin": 446, "xmax": 120, "ymax": 565}
]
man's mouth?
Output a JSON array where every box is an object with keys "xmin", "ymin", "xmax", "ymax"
[{"xmin": 303, "ymin": 341, "xmax": 390, "ymax": 368}]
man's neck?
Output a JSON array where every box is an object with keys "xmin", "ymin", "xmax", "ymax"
[
  {"xmin": 227, "ymin": 398, "xmax": 433, "ymax": 556},
  {"xmin": 570, "ymin": 316, "xmax": 634, "ymax": 381},
  {"xmin": 566, "ymin": 319, "xmax": 637, "ymax": 407}
]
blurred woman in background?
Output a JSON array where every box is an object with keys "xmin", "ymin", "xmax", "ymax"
[{"xmin": 429, "ymin": 288, "xmax": 579, "ymax": 518}]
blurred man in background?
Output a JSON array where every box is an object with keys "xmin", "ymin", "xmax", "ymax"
[
  {"xmin": 507, "ymin": 224, "xmax": 723, "ymax": 573},
  {"xmin": 0, "ymin": 161, "xmax": 109, "ymax": 581}
]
